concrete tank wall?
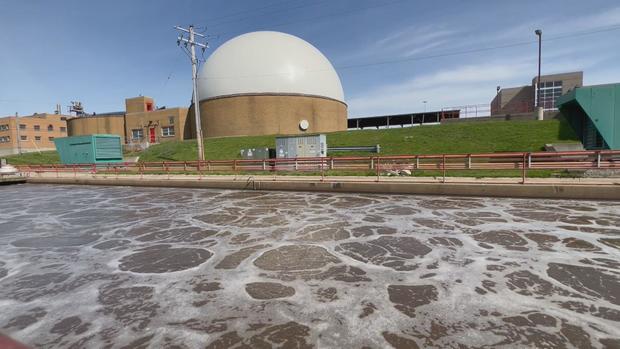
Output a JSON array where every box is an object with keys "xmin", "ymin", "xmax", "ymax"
[
  {"xmin": 194, "ymin": 94, "xmax": 347, "ymax": 138},
  {"xmin": 67, "ymin": 115, "xmax": 126, "ymax": 140}
]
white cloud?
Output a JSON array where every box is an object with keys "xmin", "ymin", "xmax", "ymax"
[
  {"xmin": 336, "ymin": 24, "xmax": 458, "ymax": 64},
  {"xmin": 376, "ymin": 25, "xmax": 456, "ymax": 54},
  {"xmin": 343, "ymin": 4, "xmax": 620, "ymax": 117},
  {"xmin": 347, "ymin": 59, "xmax": 528, "ymax": 116},
  {"xmin": 346, "ymin": 50, "xmax": 610, "ymax": 117}
]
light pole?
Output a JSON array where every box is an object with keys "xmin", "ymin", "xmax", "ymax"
[
  {"xmin": 423, "ymin": 101, "xmax": 428, "ymax": 113},
  {"xmin": 535, "ymin": 29, "xmax": 543, "ymax": 120},
  {"xmin": 15, "ymin": 112, "xmax": 22, "ymax": 155}
]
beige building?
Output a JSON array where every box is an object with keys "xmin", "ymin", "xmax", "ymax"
[
  {"xmin": 124, "ymin": 97, "xmax": 189, "ymax": 145},
  {"xmin": 0, "ymin": 113, "xmax": 68, "ymax": 156},
  {"xmin": 67, "ymin": 96, "xmax": 189, "ymax": 147}
]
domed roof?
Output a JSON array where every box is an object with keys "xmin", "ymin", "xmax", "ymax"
[{"xmin": 197, "ymin": 31, "xmax": 344, "ymax": 103}]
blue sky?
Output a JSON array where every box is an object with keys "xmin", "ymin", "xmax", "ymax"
[{"xmin": 1, "ymin": 0, "xmax": 620, "ymax": 117}]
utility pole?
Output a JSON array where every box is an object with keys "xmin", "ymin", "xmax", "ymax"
[
  {"xmin": 535, "ymin": 29, "xmax": 543, "ymax": 120},
  {"xmin": 174, "ymin": 25, "xmax": 208, "ymax": 161},
  {"xmin": 15, "ymin": 112, "xmax": 22, "ymax": 155}
]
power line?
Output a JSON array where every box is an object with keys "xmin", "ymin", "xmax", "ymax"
[
  {"xmin": 360, "ymin": 22, "xmax": 620, "ymax": 71},
  {"xmin": 197, "ymin": 23, "xmax": 620, "ymax": 80},
  {"xmin": 209, "ymin": 0, "xmax": 332, "ymax": 29},
  {"xmin": 207, "ymin": 0, "xmax": 308, "ymax": 27},
  {"xmin": 213, "ymin": 0, "xmax": 407, "ymax": 37}
]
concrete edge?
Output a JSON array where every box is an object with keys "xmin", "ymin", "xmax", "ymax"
[
  {"xmin": 25, "ymin": 176, "xmax": 620, "ymax": 200},
  {"xmin": 0, "ymin": 177, "xmax": 27, "ymax": 185}
]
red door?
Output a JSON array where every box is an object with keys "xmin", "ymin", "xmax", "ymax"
[{"xmin": 149, "ymin": 127, "xmax": 156, "ymax": 143}]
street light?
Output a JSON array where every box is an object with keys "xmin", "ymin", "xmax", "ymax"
[
  {"xmin": 535, "ymin": 29, "xmax": 543, "ymax": 119},
  {"xmin": 423, "ymin": 101, "xmax": 428, "ymax": 113}
]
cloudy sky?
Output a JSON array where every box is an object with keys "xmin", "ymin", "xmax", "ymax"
[{"xmin": 1, "ymin": 0, "xmax": 619, "ymax": 117}]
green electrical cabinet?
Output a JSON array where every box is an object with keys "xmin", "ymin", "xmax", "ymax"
[{"xmin": 54, "ymin": 135, "xmax": 123, "ymax": 164}]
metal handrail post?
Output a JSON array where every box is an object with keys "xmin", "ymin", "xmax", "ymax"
[
  {"xmin": 522, "ymin": 153, "xmax": 527, "ymax": 184},
  {"xmin": 442, "ymin": 155, "xmax": 446, "ymax": 183}
]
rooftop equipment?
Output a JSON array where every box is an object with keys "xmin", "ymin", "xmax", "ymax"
[{"xmin": 54, "ymin": 135, "xmax": 123, "ymax": 164}]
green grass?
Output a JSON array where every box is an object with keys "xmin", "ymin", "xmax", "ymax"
[
  {"xmin": 6, "ymin": 119, "xmax": 580, "ymax": 179},
  {"xmin": 138, "ymin": 119, "xmax": 578, "ymax": 162},
  {"xmin": 4, "ymin": 151, "xmax": 60, "ymax": 165}
]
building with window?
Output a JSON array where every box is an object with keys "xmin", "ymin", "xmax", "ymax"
[
  {"xmin": 491, "ymin": 71, "xmax": 583, "ymax": 115},
  {"xmin": 123, "ymin": 96, "xmax": 188, "ymax": 145},
  {"xmin": 0, "ymin": 113, "xmax": 68, "ymax": 156},
  {"xmin": 66, "ymin": 96, "xmax": 189, "ymax": 147}
]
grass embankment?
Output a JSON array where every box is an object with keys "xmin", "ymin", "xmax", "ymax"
[
  {"xmin": 6, "ymin": 119, "xmax": 580, "ymax": 178},
  {"xmin": 4, "ymin": 151, "xmax": 60, "ymax": 165},
  {"xmin": 140, "ymin": 119, "xmax": 578, "ymax": 161}
]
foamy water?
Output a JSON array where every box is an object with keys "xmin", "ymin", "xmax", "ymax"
[{"xmin": 0, "ymin": 184, "xmax": 618, "ymax": 348}]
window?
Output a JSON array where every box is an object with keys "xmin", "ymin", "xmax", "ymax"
[
  {"xmin": 162, "ymin": 126, "xmax": 175, "ymax": 137},
  {"xmin": 536, "ymin": 80, "xmax": 563, "ymax": 111},
  {"xmin": 20, "ymin": 135, "xmax": 27, "ymax": 141},
  {"xmin": 34, "ymin": 125, "xmax": 40, "ymax": 131},
  {"xmin": 49, "ymin": 137, "xmax": 54, "ymax": 141},
  {"xmin": 132, "ymin": 129, "xmax": 144, "ymax": 139},
  {"xmin": 60, "ymin": 127, "xmax": 67, "ymax": 132},
  {"xmin": 19, "ymin": 124, "xmax": 26, "ymax": 130},
  {"xmin": 0, "ymin": 124, "xmax": 8, "ymax": 131},
  {"xmin": 48, "ymin": 125, "xmax": 54, "ymax": 131},
  {"xmin": 35, "ymin": 136, "xmax": 41, "ymax": 141},
  {"xmin": 0, "ymin": 136, "xmax": 10, "ymax": 143},
  {"xmin": 146, "ymin": 102, "xmax": 153, "ymax": 111},
  {"xmin": 168, "ymin": 116, "xmax": 175, "ymax": 124}
]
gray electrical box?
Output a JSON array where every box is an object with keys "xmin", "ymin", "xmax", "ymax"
[
  {"xmin": 240, "ymin": 147, "xmax": 271, "ymax": 160},
  {"xmin": 276, "ymin": 134, "xmax": 327, "ymax": 158}
]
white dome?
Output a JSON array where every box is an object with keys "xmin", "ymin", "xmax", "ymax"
[{"xmin": 197, "ymin": 31, "xmax": 345, "ymax": 103}]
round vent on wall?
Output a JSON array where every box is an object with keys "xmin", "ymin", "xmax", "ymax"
[{"xmin": 299, "ymin": 119, "xmax": 309, "ymax": 131}]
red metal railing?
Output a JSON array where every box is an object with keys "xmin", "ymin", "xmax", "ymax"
[{"xmin": 15, "ymin": 150, "xmax": 620, "ymax": 184}]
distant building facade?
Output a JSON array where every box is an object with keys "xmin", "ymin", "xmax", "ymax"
[
  {"xmin": 0, "ymin": 113, "xmax": 68, "ymax": 156},
  {"xmin": 67, "ymin": 96, "xmax": 189, "ymax": 148},
  {"xmin": 491, "ymin": 71, "xmax": 583, "ymax": 115}
]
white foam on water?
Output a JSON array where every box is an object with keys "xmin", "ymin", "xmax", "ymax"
[{"xmin": 0, "ymin": 184, "xmax": 618, "ymax": 348}]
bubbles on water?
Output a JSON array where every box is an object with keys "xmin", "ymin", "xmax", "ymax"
[{"xmin": 0, "ymin": 184, "xmax": 618, "ymax": 348}]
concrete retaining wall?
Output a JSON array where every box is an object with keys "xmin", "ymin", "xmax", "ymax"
[
  {"xmin": 25, "ymin": 176, "xmax": 620, "ymax": 200},
  {"xmin": 441, "ymin": 111, "xmax": 561, "ymax": 124}
]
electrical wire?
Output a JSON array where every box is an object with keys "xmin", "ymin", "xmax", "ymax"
[
  {"xmin": 212, "ymin": 0, "xmax": 408, "ymax": 38},
  {"xmin": 206, "ymin": 0, "xmax": 306, "ymax": 26},
  {"xmin": 196, "ymin": 23, "xmax": 620, "ymax": 80},
  {"xmin": 208, "ymin": 0, "xmax": 332, "ymax": 29}
]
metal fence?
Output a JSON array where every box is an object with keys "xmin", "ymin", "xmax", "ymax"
[{"xmin": 16, "ymin": 150, "xmax": 620, "ymax": 183}]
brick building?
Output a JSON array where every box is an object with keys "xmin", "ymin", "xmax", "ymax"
[
  {"xmin": 0, "ymin": 113, "xmax": 68, "ymax": 156},
  {"xmin": 491, "ymin": 71, "xmax": 583, "ymax": 115}
]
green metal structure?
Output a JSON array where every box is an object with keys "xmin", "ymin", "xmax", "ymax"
[
  {"xmin": 54, "ymin": 135, "xmax": 123, "ymax": 164},
  {"xmin": 556, "ymin": 83, "xmax": 620, "ymax": 150}
]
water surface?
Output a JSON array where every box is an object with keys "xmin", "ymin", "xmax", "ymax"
[{"xmin": 0, "ymin": 184, "xmax": 619, "ymax": 348}]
